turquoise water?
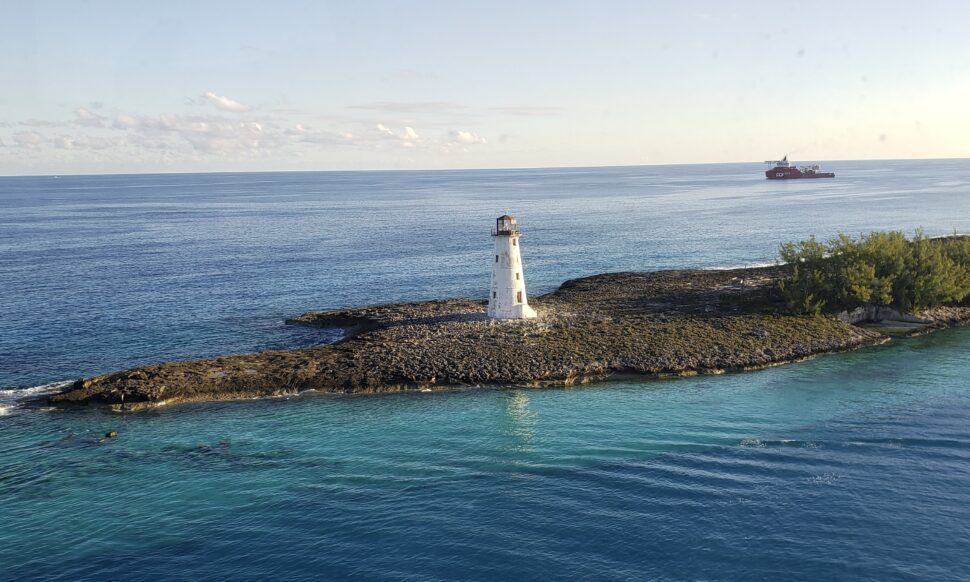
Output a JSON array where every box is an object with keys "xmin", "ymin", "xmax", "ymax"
[{"xmin": 2, "ymin": 161, "xmax": 970, "ymax": 579}]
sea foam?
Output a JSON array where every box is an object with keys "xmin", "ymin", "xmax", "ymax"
[{"xmin": 0, "ymin": 380, "xmax": 74, "ymax": 413}]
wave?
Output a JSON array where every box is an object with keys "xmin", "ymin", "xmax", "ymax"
[
  {"xmin": 702, "ymin": 261, "xmax": 778, "ymax": 271},
  {"xmin": 0, "ymin": 380, "xmax": 74, "ymax": 413}
]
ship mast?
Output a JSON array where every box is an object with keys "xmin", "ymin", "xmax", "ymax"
[{"xmin": 764, "ymin": 155, "xmax": 790, "ymax": 167}]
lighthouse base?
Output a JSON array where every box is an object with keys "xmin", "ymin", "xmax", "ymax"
[{"xmin": 487, "ymin": 303, "xmax": 538, "ymax": 320}]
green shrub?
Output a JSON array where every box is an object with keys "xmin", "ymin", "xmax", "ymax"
[{"xmin": 778, "ymin": 231, "xmax": 970, "ymax": 314}]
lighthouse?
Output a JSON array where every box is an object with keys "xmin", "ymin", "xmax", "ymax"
[{"xmin": 488, "ymin": 214, "xmax": 537, "ymax": 320}]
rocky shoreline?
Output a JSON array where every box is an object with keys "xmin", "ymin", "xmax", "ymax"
[{"xmin": 33, "ymin": 265, "xmax": 970, "ymax": 411}]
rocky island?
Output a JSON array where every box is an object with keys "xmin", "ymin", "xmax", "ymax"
[
  {"xmin": 28, "ymin": 265, "xmax": 938, "ymax": 411},
  {"xmin": 35, "ymin": 230, "xmax": 970, "ymax": 411}
]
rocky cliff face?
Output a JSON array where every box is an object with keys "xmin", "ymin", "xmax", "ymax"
[{"xmin": 43, "ymin": 266, "xmax": 908, "ymax": 411}]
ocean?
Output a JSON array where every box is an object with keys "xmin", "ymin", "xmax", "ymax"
[{"xmin": 2, "ymin": 160, "xmax": 970, "ymax": 580}]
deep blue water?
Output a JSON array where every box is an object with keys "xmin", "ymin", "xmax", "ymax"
[{"xmin": 2, "ymin": 160, "xmax": 970, "ymax": 580}]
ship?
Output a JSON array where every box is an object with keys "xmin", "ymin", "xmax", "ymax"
[{"xmin": 764, "ymin": 156, "xmax": 835, "ymax": 179}]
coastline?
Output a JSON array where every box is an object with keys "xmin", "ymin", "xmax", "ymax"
[{"xmin": 27, "ymin": 265, "xmax": 970, "ymax": 412}]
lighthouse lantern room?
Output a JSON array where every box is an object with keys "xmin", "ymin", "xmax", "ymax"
[{"xmin": 488, "ymin": 214, "xmax": 538, "ymax": 320}]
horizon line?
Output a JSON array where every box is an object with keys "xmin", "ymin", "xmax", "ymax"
[{"xmin": 1, "ymin": 155, "xmax": 968, "ymax": 180}]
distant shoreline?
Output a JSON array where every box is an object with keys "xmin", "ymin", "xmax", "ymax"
[{"xmin": 27, "ymin": 263, "xmax": 970, "ymax": 412}]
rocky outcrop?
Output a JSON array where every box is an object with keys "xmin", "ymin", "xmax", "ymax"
[
  {"xmin": 40, "ymin": 266, "xmax": 923, "ymax": 411},
  {"xmin": 906, "ymin": 305, "xmax": 970, "ymax": 335},
  {"xmin": 835, "ymin": 305, "xmax": 932, "ymax": 325}
]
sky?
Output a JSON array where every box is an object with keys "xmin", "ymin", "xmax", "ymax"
[{"xmin": 1, "ymin": 0, "xmax": 968, "ymax": 175}]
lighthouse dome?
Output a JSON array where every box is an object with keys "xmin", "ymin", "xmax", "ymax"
[{"xmin": 494, "ymin": 214, "xmax": 519, "ymax": 236}]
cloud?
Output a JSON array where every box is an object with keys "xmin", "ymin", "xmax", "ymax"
[
  {"xmin": 376, "ymin": 123, "xmax": 396, "ymax": 137},
  {"xmin": 16, "ymin": 108, "xmax": 110, "ymax": 130},
  {"xmin": 491, "ymin": 105, "xmax": 561, "ymax": 117},
  {"xmin": 3, "ymin": 97, "xmax": 466, "ymax": 166},
  {"xmin": 111, "ymin": 112, "xmax": 271, "ymax": 152},
  {"xmin": 12, "ymin": 131, "xmax": 45, "ymax": 148},
  {"xmin": 19, "ymin": 119, "xmax": 68, "ymax": 128},
  {"xmin": 374, "ymin": 123, "xmax": 420, "ymax": 145},
  {"xmin": 74, "ymin": 107, "xmax": 106, "ymax": 127},
  {"xmin": 54, "ymin": 135, "xmax": 119, "ymax": 150},
  {"xmin": 351, "ymin": 101, "xmax": 466, "ymax": 114},
  {"xmin": 110, "ymin": 111, "xmax": 360, "ymax": 156},
  {"xmin": 114, "ymin": 113, "xmax": 140, "ymax": 129},
  {"xmin": 449, "ymin": 130, "xmax": 487, "ymax": 145},
  {"xmin": 285, "ymin": 123, "xmax": 354, "ymax": 145},
  {"xmin": 53, "ymin": 137, "xmax": 74, "ymax": 149},
  {"xmin": 179, "ymin": 119, "xmax": 264, "ymax": 151},
  {"xmin": 203, "ymin": 91, "xmax": 251, "ymax": 112}
]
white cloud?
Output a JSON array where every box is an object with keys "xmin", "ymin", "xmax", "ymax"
[
  {"xmin": 4, "ymin": 98, "xmax": 467, "ymax": 168},
  {"xmin": 450, "ymin": 130, "xmax": 487, "ymax": 145},
  {"xmin": 285, "ymin": 123, "xmax": 354, "ymax": 145},
  {"xmin": 12, "ymin": 131, "xmax": 45, "ymax": 148},
  {"xmin": 114, "ymin": 114, "xmax": 140, "ymax": 129},
  {"xmin": 74, "ymin": 107, "xmax": 106, "ymax": 127},
  {"xmin": 54, "ymin": 135, "xmax": 119, "ymax": 150},
  {"xmin": 111, "ymin": 112, "xmax": 273, "ymax": 153},
  {"xmin": 374, "ymin": 123, "xmax": 420, "ymax": 145},
  {"xmin": 183, "ymin": 120, "xmax": 265, "ymax": 151},
  {"xmin": 19, "ymin": 119, "xmax": 67, "ymax": 128},
  {"xmin": 376, "ymin": 123, "xmax": 395, "ymax": 137},
  {"xmin": 108, "ymin": 111, "xmax": 361, "ymax": 156},
  {"xmin": 203, "ymin": 91, "xmax": 251, "ymax": 112}
]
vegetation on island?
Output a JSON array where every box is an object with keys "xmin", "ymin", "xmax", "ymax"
[{"xmin": 778, "ymin": 231, "xmax": 970, "ymax": 315}]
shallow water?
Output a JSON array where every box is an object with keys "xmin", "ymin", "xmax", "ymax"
[{"xmin": 2, "ymin": 160, "xmax": 970, "ymax": 580}]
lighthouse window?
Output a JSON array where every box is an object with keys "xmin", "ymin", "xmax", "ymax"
[
  {"xmin": 512, "ymin": 239, "xmax": 517, "ymax": 246},
  {"xmin": 495, "ymin": 255, "xmax": 498, "ymax": 262},
  {"xmin": 516, "ymin": 273, "xmax": 520, "ymax": 280},
  {"xmin": 493, "ymin": 291, "xmax": 496, "ymax": 298},
  {"xmin": 516, "ymin": 291, "xmax": 523, "ymax": 303}
]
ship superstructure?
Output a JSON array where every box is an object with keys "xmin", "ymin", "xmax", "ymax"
[{"xmin": 765, "ymin": 156, "xmax": 835, "ymax": 179}]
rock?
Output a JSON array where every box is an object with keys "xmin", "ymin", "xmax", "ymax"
[
  {"xmin": 40, "ymin": 265, "xmax": 901, "ymax": 411},
  {"xmin": 105, "ymin": 431, "xmax": 118, "ymax": 438}
]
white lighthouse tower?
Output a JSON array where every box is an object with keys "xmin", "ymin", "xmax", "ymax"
[{"xmin": 488, "ymin": 214, "xmax": 537, "ymax": 320}]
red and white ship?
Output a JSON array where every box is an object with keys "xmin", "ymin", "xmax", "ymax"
[{"xmin": 764, "ymin": 156, "xmax": 835, "ymax": 179}]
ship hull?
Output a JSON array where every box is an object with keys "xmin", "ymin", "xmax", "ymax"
[
  {"xmin": 766, "ymin": 173, "xmax": 835, "ymax": 179},
  {"xmin": 766, "ymin": 168, "xmax": 835, "ymax": 179}
]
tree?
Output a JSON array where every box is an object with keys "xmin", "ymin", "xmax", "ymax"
[{"xmin": 777, "ymin": 231, "xmax": 970, "ymax": 315}]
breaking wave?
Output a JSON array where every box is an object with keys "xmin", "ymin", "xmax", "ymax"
[
  {"xmin": 702, "ymin": 261, "xmax": 778, "ymax": 271},
  {"xmin": 0, "ymin": 380, "xmax": 74, "ymax": 413}
]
